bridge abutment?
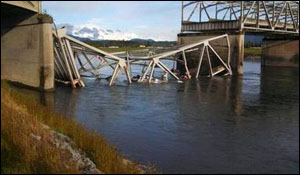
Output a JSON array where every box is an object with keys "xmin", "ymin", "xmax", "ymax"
[
  {"xmin": 178, "ymin": 32, "xmax": 245, "ymax": 76},
  {"xmin": 1, "ymin": 4, "xmax": 55, "ymax": 91},
  {"xmin": 261, "ymin": 37, "xmax": 299, "ymax": 68}
]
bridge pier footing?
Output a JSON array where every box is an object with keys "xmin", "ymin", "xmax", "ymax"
[
  {"xmin": 177, "ymin": 32, "xmax": 245, "ymax": 76},
  {"xmin": 261, "ymin": 37, "xmax": 299, "ymax": 68},
  {"xmin": 1, "ymin": 9, "xmax": 55, "ymax": 91}
]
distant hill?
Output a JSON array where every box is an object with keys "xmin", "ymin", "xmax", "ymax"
[
  {"xmin": 69, "ymin": 35, "xmax": 157, "ymax": 43},
  {"xmin": 68, "ymin": 35, "xmax": 176, "ymax": 48},
  {"xmin": 245, "ymin": 35, "xmax": 264, "ymax": 47},
  {"xmin": 130, "ymin": 38, "xmax": 156, "ymax": 42},
  {"xmin": 70, "ymin": 34, "xmax": 261, "ymax": 48},
  {"xmin": 70, "ymin": 35, "xmax": 92, "ymax": 42}
]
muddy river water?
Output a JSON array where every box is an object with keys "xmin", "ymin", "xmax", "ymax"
[{"xmin": 17, "ymin": 60, "xmax": 299, "ymax": 173}]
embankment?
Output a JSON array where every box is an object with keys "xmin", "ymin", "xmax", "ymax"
[{"xmin": 1, "ymin": 81, "xmax": 156, "ymax": 174}]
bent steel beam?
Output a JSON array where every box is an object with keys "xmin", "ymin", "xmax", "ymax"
[
  {"xmin": 53, "ymin": 28, "xmax": 132, "ymax": 87},
  {"xmin": 123, "ymin": 34, "xmax": 232, "ymax": 83},
  {"xmin": 54, "ymin": 29, "xmax": 231, "ymax": 87}
]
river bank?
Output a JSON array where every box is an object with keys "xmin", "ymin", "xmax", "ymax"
[
  {"xmin": 47, "ymin": 60, "xmax": 298, "ymax": 173},
  {"xmin": 1, "ymin": 81, "xmax": 156, "ymax": 174},
  {"xmin": 244, "ymin": 47, "xmax": 262, "ymax": 57}
]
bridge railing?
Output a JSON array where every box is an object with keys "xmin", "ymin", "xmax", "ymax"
[{"xmin": 181, "ymin": 1, "xmax": 299, "ymax": 34}]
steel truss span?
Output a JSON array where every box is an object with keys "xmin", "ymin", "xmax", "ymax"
[
  {"xmin": 182, "ymin": 1, "xmax": 299, "ymax": 35},
  {"xmin": 53, "ymin": 28, "xmax": 231, "ymax": 88},
  {"xmin": 53, "ymin": 28, "xmax": 131, "ymax": 87}
]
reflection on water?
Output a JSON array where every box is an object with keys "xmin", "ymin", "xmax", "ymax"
[{"xmin": 14, "ymin": 60, "xmax": 299, "ymax": 173}]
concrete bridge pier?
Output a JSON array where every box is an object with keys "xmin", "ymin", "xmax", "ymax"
[
  {"xmin": 261, "ymin": 37, "xmax": 299, "ymax": 68},
  {"xmin": 177, "ymin": 32, "xmax": 245, "ymax": 76},
  {"xmin": 1, "ymin": 2, "xmax": 55, "ymax": 91}
]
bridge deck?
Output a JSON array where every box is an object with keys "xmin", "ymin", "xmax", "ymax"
[
  {"xmin": 182, "ymin": 19, "xmax": 296, "ymax": 34},
  {"xmin": 1, "ymin": 1, "xmax": 41, "ymax": 13}
]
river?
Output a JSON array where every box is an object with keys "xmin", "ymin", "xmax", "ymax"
[{"xmin": 15, "ymin": 60, "xmax": 299, "ymax": 173}]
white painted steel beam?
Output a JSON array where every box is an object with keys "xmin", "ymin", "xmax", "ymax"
[
  {"xmin": 54, "ymin": 29, "xmax": 232, "ymax": 87},
  {"xmin": 182, "ymin": 1, "xmax": 299, "ymax": 34},
  {"xmin": 53, "ymin": 28, "xmax": 132, "ymax": 87}
]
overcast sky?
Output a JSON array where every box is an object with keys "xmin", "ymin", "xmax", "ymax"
[{"xmin": 42, "ymin": 1, "xmax": 182, "ymax": 41}]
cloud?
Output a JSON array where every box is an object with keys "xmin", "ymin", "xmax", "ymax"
[
  {"xmin": 57, "ymin": 21, "xmax": 180, "ymax": 41},
  {"xmin": 58, "ymin": 22, "xmax": 141, "ymax": 41},
  {"xmin": 43, "ymin": 1, "xmax": 182, "ymax": 41}
]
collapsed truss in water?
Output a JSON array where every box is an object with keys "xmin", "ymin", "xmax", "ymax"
[
  {"xmin": 53, "ymin": 28, "xmax": 231, "ymax": 87},
  {"xmin": 53, "ymin": 28, "xmax": 131, "ymax": 87},
  {"xmin": 114, "ymin": 34, "xmax": 232, "ymax": 82}
]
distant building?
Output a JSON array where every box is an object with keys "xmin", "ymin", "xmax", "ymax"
[
  {"xmin": 108, "ymin": 46, "xmax": 119, "ymax": 48},
  {"xmin": 139, "ymin": 45, "xmax": 146, "ymax": 48}
]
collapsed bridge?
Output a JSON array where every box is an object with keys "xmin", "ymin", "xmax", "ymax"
[
  {"xmin": 1, "ymin": 1, "xmax": 298, "ymax": 91},
  {"xmin": 53, "ymin": 29, "xmax": 232, "ymax": 87}
]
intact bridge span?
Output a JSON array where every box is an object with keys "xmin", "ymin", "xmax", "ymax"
[{"xmin": 179, "ymin": 1, "xmax": 299, "ymax": 75}]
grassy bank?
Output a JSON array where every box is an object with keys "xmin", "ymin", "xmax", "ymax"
[
  {"xmin": 244, "ymin": 48, "xmax": 262, "ymax": 57},
  {"xmin": 1, "ymin": 81, "xmax": 155, "ymax": 174},
  {"xmin": 99, "ymin": 47, "xmax": 146, "ymax": 53}
]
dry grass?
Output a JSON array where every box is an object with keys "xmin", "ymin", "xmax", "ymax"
[
  {"xmin": 1, "ymin": 83, "xmax": 79, "ymax": 174},
  {"xmin": 1, "ymin": 81, "xmax": 157, "ymax": 174}
]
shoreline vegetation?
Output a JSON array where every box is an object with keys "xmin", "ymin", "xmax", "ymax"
[
  {"xmin": 1, "ymin": 81, "xmax": 157, "ymax": 174},
  {"xmin": 244, "ymin": 47, "xmax": 262, "ymax": 57},
  {"xmin": 80, "ymin": 36, "xmax": 262, "ymax": 57},
  {"xmin": 99, "ymin": 47, "xmax": 148, "ymax": 53},
  {"xmin": 96, "ymin": 46, "xmax": 262, "ymax": 58}
]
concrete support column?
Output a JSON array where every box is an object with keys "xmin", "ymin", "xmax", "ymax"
[
  {"xmin": 231, "ymin": 32, "xmax": 244, "ymax": 75},
  {"xmin": 1, "ymin": 13, "xmax": 54, "ymax": 91},
  {"xmin": 261, "ymin": 38, "xmax": 299, "ymax": 68},
  {"xmin": 39, "ymin": 21, "xmax": 55, "ymax": 90}
]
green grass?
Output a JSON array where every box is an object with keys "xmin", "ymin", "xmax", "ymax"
[
  {"xmin": 244, "ymin": 48, "xmax": 262, "ymax": 57},
  {"xmin": 1, "ymin": 81, "xmax": 157, "ymax": 174},
  {"xmin": 99, "ymin": 47, "xmax": 147, "ymax": 53}
]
